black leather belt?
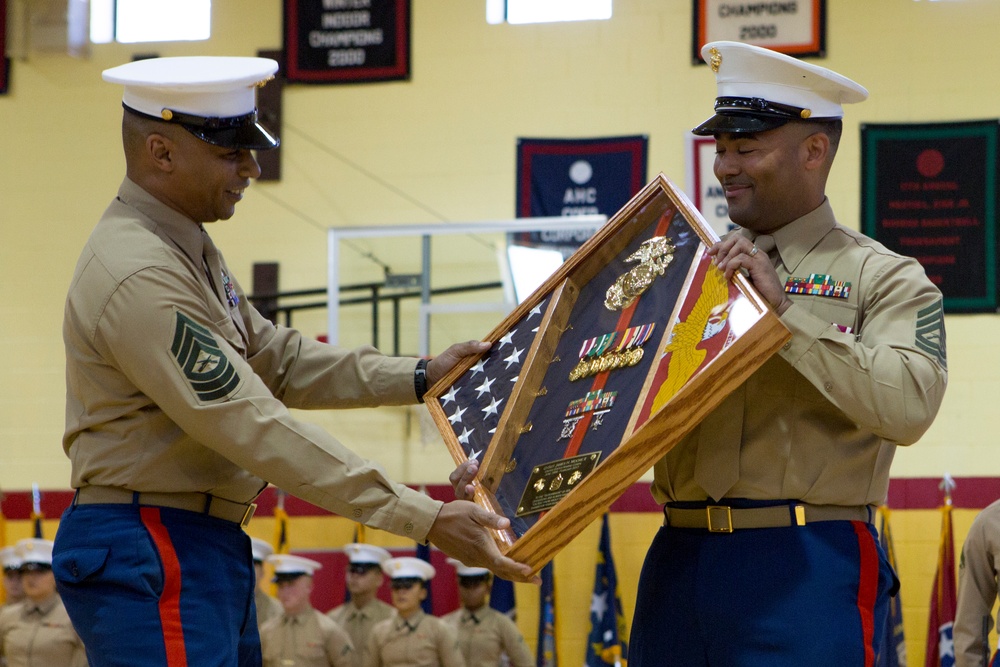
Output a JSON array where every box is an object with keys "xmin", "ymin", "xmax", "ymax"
[
  {"xmin": 663, "ymin": 503, "xmax": 873, "ymax": 533},
  {"xmin": 75, "ymin": 486, "xmax": 257, "ymax": 527}
]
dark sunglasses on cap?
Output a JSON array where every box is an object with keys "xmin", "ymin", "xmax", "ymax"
[
  {"xmin": 458, "ymin": 576, "xmax": 489, "ymax": 588},
  {"xmin": 390, "ymin": 578, "xmax": 423, "ymax": 591},
  {"xmin": 348, "ymin": 563, "xmax": 381, "ymax": 575}
]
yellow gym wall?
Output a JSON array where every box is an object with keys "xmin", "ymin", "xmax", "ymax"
[{"xmin": 1, "ymin": 0, "xmax": 998, "ymax": 664}]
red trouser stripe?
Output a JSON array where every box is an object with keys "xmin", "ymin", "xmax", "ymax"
[
  {"xmin": 140, "ymin": 507, "xmax": 189, "ymax": 667},
  {"xmin": 852, "ymin": 521, "xmax": 878, "ymax": 667}
]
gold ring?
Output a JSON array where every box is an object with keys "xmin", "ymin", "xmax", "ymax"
[{"xmin": 749, "ymin": 245, "xmax": 759, "ymax": 257}]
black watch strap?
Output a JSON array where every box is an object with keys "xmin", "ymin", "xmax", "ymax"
[{"xmin": 414, "ymin": 358, "xmax": 429, "ymax": 403}]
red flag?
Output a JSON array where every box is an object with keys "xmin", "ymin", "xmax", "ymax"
[{"xmin": 925, "ymin": 504, "xmax": 956, "ymax": 667}]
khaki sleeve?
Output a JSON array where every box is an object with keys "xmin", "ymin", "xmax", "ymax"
[
  {"xmin": 438, "ymin": 622, "xmax": 467, "ymax": 667},
  {"xmin": 98, "ymin": 265, "xmax": 441, "ymax": 540},
  {"xmin": 498, "ymin": 615, "xmax": 534, "ymax": 667},
  {"xmin": 955, "ymin": 508, "xmax": 1000, "ymax": 667},
  {"xmin": 779, "ymin": 257, "xmax": 947, "ymax": 445}
]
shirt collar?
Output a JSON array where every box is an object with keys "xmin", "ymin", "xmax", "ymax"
[
  {"xmin": 116, "ymin": 177, "xmax": 209, "ymax": 267},
  {"xmin": 741, "ymin": 198, "xmax": 837, "ymax": 273},
  {"xmin": 23, "ymin": 594, "xmax": 59, "ymax": 617},
  {"xmin": 395, "ymin": 610, "xmax": 424, "ymax": 632}
]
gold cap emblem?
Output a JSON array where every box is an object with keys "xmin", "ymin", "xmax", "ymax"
[
  {"xmin": 709, "ymin": 47, "xmax": 722, "ymax": 73},
  {"xmin": 161, "ymin": 109, "xmax": 173, "ymax": 121},
  {"xmin": 800, "ymin": 109, "xmax": 812, "ymax": 119},
  {"xmin": 255, "ymin": 75, "xmax": 275, "ymax": 88}
]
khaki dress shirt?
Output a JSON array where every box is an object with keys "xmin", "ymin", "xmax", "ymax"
[
  {"xmin": 328, "ymin": 598, "xmax": 395, "ymax": 665},
  {"xmin": 442, "ymin": 607, "xmax": 532, "ymax": 667},
  {"xmin": 260, "ymin": 608, "xmax": 357, "ymax": 667},
  {"xmin": 365, "ymin": 611, "xmax": 465, "ymax": 667},
  {"xmin": 955, "ymin": 499, "xmax": 1000, "ymax": 666},
  {"xmin": 653, "ymin": 199, "xmax": 948, "ymax": 505},
  {"xmin": 0, "ymin": 595, "xmax": 88, "ymax": 667},
  {"xmin": 63, "ymin": 178, "xmax": 441, "ymax": 539},
  {"xmin": 257, "ymin": 589, "xmax": 284, "ymax": 631}
]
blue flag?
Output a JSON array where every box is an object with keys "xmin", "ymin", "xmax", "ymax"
[
  {"xmin": 585, "ymin": 514, "xmax": 628, "ymax": 667},
  {"xmin": 537, "ymin": 562, "xmax": 558, "ymax": 667},
  {"xmin": 876, "ymin": 507, "xmax": 907, "ymax": 666},
  {"xmin": 490, "ymin": 576, "xmax": 517, "ymax": 619},
  {"xmin": 416, "ymin": 541, "xmax": 433, "ymax": 614}
]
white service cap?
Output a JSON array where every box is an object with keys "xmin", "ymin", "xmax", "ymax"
[
  {"xmin": 446, "ymin": 558, "xmax": 490, "ymax": 578},
  {"xmin": 382, "ymin": 556, "xmax": 436, "ymax": 581},
  {"xmin": 693, "ymin": 41, "xmax": 868, "ymax": 136},
  {"xmin": 344, "ymin": 543, "xmax": 392, "ymax": 566},
  {"xmin": 102, "ymin": 56, "xmax": 280, "ymax": 150},
  {"xmin": 0, "ymin": 546, "xmax": 23, "ymax": 571},
  {"xmin": 267, "ymin": 554, "xmax": 323, "ymax": 581},
  {"xmin": 14, "ymin": 538, "xmax": 54, "ymax": 569},
  {"xmin": 250, "ymin": 537, "xmax": 274, "ymax": 563}
]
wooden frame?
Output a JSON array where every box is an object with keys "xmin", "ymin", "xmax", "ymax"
[{"xmin": 425, "ymin": 174, "xmax": 790, "ymax": 572}]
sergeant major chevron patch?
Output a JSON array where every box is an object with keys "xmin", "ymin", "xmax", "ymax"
[{"xmin": 171, "ymin": 311, "xmax": 241, "ymax": 402}]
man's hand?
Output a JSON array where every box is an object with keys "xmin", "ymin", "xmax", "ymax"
[
  {"xmin": 707, "ymin": 236, "xmax": 792, "ymax": 316},
  {"xmin": 448, "ymin": 459, "xmax": 479, "ymax": 501},
  {"xmin": 426, "ymin": 340, "xmax": 491, "ymax": 385},
  {"xmin": 426, "ymin": 500, "xmax": 540, "ymax": 584}
]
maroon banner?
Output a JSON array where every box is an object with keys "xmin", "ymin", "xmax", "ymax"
[
  {"xmin": 283, "ymin": 0, "xmax": 410, "ymax": 84},
  {"xmin": 1, "ymin": 0, "xmax": 9, "ymax": 94}
]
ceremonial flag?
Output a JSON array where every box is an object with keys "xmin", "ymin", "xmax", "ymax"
[
  {"xmin": 0, "ymin": 488, "xmax": 6, "ymax": 606},
  {"xmin": 537, "ymin": 561, "xmax": 558, "ymax": 667},
  {"xmin": 925, "ymin": 503, "xmax": 957, "ymax": 667},
  {"xmin": 416, "ymin": 540, "xmax": 434, "ymax": 614},
  {"xmin": 584, "ymin": 514, "xmax": 628, "ymax": 667},
  {"xmin": 30, "ymin": 483, "xmax": 43, "ymax": 539},
  {"xmin": 490, "ymin": 576, "xmax": 517, "ymax": 620},
  {"xmin": 877, "ymin": 506, "xmax": 907, "ymax": 667},
  {"xmin": 272, "ymin": 489, "xmax": 290, "ymax": 555}
]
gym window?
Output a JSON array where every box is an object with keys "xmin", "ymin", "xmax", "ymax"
[
  {"xmin": 487, "ymin": 0, "xmax": 613, "ymax": 25},
  {"xmin": 90, "ymin": 0, "xmax": 211, "ymax": 44}
]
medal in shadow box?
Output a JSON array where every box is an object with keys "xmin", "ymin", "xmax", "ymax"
[{"xmin": 425, "ymin": 173, "xmax": 790, "ymax": 572}]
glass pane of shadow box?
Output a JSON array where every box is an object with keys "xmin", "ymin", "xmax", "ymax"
[{"xmin": 425, "ymin": 173, "xmax": 791, "ymax": 573}]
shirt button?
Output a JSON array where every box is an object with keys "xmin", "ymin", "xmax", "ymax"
[
  {"xmin": 824, "ymin": 381, "xmax": 833, "ymax": 392},
  {"xmin": 404, "ymin": 521, "xmax": 414, "ymax": 534},
  {"xmin": 782, "ymin": 341, "xmax": 791, "ymax": 351},
  {"xmin": 352, "ymin": 508, "xmax": 363, "ymax": 518}
]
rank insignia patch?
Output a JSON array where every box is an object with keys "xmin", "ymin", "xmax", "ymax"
[
  {"xmin": 171, "ymin": 311, "xmax": 241, "ymax": 402},
  {"xmin": 784, "ymin": 274, "xmax": 851, "ymax": 299},
  {"xmin": 915, "ymin": 300, "xmax": 947, "ymax": 369}
]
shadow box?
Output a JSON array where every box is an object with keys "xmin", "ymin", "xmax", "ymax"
[{"xmin": 425, "ymin": 173, "xmax": 791, "ymax": 572}]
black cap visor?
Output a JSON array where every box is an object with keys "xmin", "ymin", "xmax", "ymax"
[
  {"xmin": 272, "ymin": 572, "xmax": 308, "ymax": 583},
  {"xmin": 186, "ymin": 121, "xmax": 279, "ymax": 151},
  {"xmin": 692, "ymin": 111, "xmax": 791, "ymax": 137}
]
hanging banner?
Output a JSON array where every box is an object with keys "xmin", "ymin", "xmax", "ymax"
[
  {"xmin": 692, "ymin": 0, "xmax": 825, "ymax": 64},
  {"xmin": 515, "ymin": 135, "xmax": 647, "ymax": 249},
  {"xmin": 685, "ymin": 133, "xmax": 732, "ymax": 238},
  {"xmin": 1, "ymin": 0, "xmax": 8, "ymax": 94},
  {"xmin": 862, "ymin": 120, "xmax": 999, "ymax": 313},
  {"xmin": 283, "ymin": 0, "xmax": 410, "ymax": 84}
]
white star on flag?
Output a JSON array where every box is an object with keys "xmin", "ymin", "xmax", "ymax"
[
  {"xmin": 468, "ymin": 448, "xmax": 482, "ymax": 460},
  {"xmin": 497, "ymin": 329, "xmax": 516, "ymax": 349},
  {"xmin": 591, "ymin": 591, "xmax": 608, "ymax": 622},
  {"xmin": 448, "ymin": 406, "xmax": 467, "ymax": 425},
  {"xmin": 503, "ymin": 347, "xmax": 523, "ymax": 368},
  {"xmin": 457, "ymin": 427, "xmax": 473, "ymax": 445},
  {"xmin": 469, "ymin": 358, "xmax": 488, "ymax": 377},
  {"xmin": 528, "ymin": 303, "xmax": 543, "ymax": 319},
  {"xmin": 482, "ymin": 396, "xmax": 504, "ymax": 417},
  {"xmin": 474, "ymin": 376, "xmax": 495, "ymax": 398},
  {"xmin": 441, "ymin": 385, "xmax": 460, "ymax": 406}
]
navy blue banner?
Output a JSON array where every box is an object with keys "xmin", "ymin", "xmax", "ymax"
[
  {"xmin": 862, "ymin": 120, "xmax": 999, "ymax": 313},
  {"xmin": 1, "ymin": 0, "xmax": 8, "ymax": 94},
  {"xmin": 515, "ymin": 136, "xmax": 648, "ymax": 248}
]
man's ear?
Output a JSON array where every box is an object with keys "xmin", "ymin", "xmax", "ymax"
[
  {"xmin": 802, "ymin": 131, "xmax": 830, "ymax": 171},
  {"xmin": 147, "ymin": 133, "xmax": 175, "ymax": 172}
]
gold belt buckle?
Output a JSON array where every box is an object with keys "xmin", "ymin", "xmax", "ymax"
[
  {"xmin": 706, "ymin": 505, "xmax": 733, "ymax": 533},
  {"xmin": 241, "ymin": 503, "xmax": 257, "ymax": 528}
]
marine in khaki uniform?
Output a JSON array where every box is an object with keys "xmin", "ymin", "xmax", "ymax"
[
  {"xmin": 0, "ymin": 539, "xmax": 87, "ymax": 667},
  {"xmin": 442, "ymin": 560, "xmax": 531, "ymax": 667},
  {"xmin": 365, "ymin": 558, "xmax": 464, "ymax": 667},
  {"xmin": 53, "ymin": 56, "xmax": 532, "ymax": 666},
  {"xmin": 252, "ymin": 538, "xmax": 284, "ymax": 631},
  {"xmin": 955, "ymin": 499, "xmax": 1000, "ymax": 666},
  {"xmin": 451, "ymin": 41, "xmax": 949, "ymax": 666},
  {"xmin": 0, "ymin": 548, "xmax": 24, "ymax": 608},
  {"xmin": 328, "ymin": 544, "xmax": 395, "ymax": 666},
  {"xmin": 261, "ymin": 555, "xmax": 356, "ymax": 667}
]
